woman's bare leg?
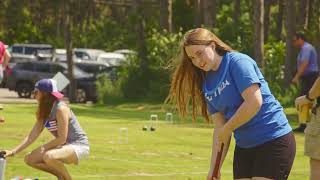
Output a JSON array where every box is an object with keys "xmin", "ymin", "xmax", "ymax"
[
  {"xmin": 310, "ymin": 158, "xmax": 320, "ymax": 180},
  {"xmin": 24, "ymin": 147, "xmax": 62, "ymax": 179},
  {"xmin": 43, "ymin": 145, "xmax": 78, "ymax": 180}
]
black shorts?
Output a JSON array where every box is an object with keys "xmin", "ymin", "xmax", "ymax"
[
  {"xmin": 300, "ymin": 72, "xmax": 318, "ymax": 95},
  {"xmin": 233, "ymin": 132, "xmax": 296, "ymax": 180}
]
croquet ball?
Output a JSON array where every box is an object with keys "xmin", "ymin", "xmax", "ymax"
[{"xmin": 142, "ymin": 126, "xmax": 148, "ymax": 131}]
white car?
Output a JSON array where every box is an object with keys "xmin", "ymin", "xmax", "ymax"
[
  {"xmin": 53, "ymin": 49, "xmax": 67, "ymax": 62},
  {"xmin": 74, "ymin": 48, "xmax": 106, "ymax": 61},
  {"xmin": 97, "ymin": 52, "xmax": 126, "ymax": 66},
  {"xmin": 53, "ymin": 49, "xmax": 82, "ymax": 62},
  {"xmin": 113, "ymin": 49, "xmax": 137, "ymax": 56}
]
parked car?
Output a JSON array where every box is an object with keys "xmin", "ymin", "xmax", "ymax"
[
  {"xmin": 113, "ymin": 49, "xmax": 137, "ymax": 56},
  {"xmin": 73, "ymin": 48, "xmax": 106, "ymax": 61},
  {"xmin": 52, "ymin": 48, "xmax": 81, "ymax": 62},
  {"xmin": 11, "ymin": 44, "xmax": 54, "ymax": 62},
  {"xmin": 52, "ymin": 48, "xmax": 67, "ymax": 62},
  {"xmin": 6, "ymin": 61, "xmax": 97, "ymax": 103},
  {"xmin": 74, "ymin": 61, "xmax": 118, "ymax": 81},
  {"xmin": 97, "ymin": 52, "xmax": 126, "ymax": 66}
]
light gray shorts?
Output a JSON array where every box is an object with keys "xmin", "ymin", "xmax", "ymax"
[{"xmin": 66, "ymin": 144, "xmax": 90, "ymax": 165}]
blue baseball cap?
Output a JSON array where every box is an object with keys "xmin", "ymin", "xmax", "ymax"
[{"xmin": 35, "ymin": 79, "xmax": 64, "ymax": 99}]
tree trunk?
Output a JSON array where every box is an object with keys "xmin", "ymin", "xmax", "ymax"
[
  {"xmin": 254, "ymin": 0, "xmax": 264, "ymax": 68},
  {"xmin": 233, "ymin": 0, "xmax": 240, "ymax": 26},
  {"xmin": 264, "ymin": 0, "xmax": 271, "ymax": 41},
  {"xmin": 247, "ymin": 0, "xmax": 254, "ymax": 25},
  {"xmin": 194, "ymin": 0, "xmax": 201, "ymax": 27},
  {"xmin": 304, "ymin": 0, "xmax": 310, "ymax": 30},
  {"xmin": 275, "ymin": 0, "xmax": 284, "ymax": 40},
  {"xmin": 132, "ymin": 0, "xmax": 148, "ymax": 69},
  {"xmin": 111, "ymin": 4, "xmax": 121, "ymax": 22},
  {"xmin": 307, "ymin": 0, "xmax": 313, "ymax": 31},
  {"xmin": 298, "ymin": 0, "xmax": 309, "ymax": 30},
  {"xmin": 284, "ymin": 0, "xmax": 296, "ymax": 84},
  {"xmin": 202, "ymin": 0, "xmax": 213, "ymax": 27},
  {"xmin": 160, "ymin": 0, "xmax": 172, "ymax": 32},
  {"xmin": 212, "ymin": 0, "xmax": 217, "ymax": 27},
  {"xmin": 64, "ymin": 0, "xmax": 76, "ymax": 103}
]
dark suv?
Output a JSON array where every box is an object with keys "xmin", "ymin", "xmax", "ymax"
[{"xmin": 6, "ymin": 61, "xmax": 97, "ymax": 103}]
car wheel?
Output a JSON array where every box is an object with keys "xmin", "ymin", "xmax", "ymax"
[
  {"xmin": 17, "ymin": 82, "xmax": 33, "ymax": 98},
  {"xmin": 76, "ymin": 88, "xmax": 87, "ymax": 103}
]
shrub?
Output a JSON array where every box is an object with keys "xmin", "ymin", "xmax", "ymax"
[
  {"xmin": 117, "ymin": 29, "xmax": 183, "ymax": 101},
  {"xmin": 264, "ymin": 41, "xmax": 299, "ymax": 107},
  {"xmin": 96, "ymin": 74, "xmax": 123, "ymax": 104}
]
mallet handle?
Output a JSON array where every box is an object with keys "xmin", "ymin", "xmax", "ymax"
[{"xmin": 212, "ymin": 143, "xmax": 224, "ymax": 179}]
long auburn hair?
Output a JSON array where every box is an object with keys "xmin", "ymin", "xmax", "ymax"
[
  {"xmin": 166, "ymin": 28, "xmax": 233, "ymax": 122},
  {"xmin": 36, "ymin": 91, "xmax": 57, "ymax": 123}
]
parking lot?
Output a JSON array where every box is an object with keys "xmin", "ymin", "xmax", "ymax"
[{"xmin": 0, "ymin": 88, "xmax": 36, "ymax": 104}]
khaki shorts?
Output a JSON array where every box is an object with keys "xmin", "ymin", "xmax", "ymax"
[{"xmin": 304, "ymin": 107, "xmax": 320, "ymax": 160}]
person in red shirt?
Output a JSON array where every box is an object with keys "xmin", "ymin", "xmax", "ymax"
[{"xmin": 0, "ymin": 41, "xmax": 11, "ymax": 123}]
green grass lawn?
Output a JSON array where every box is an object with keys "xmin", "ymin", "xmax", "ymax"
[{"xmin": 0, "ymin": 103, "xmax": 308, "ymax": 179}]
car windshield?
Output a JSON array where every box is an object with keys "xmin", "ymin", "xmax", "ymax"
[
  {"xmin": 25, "ymin": 47, "xmax": 53, "ymax": 55},
  {"xmin": 87, "ymin": 50, "xmax": 105, "ymax": 60},
  {"xmin": 74, "ymin": 49, "xmax": 105, "ymax": 61}
]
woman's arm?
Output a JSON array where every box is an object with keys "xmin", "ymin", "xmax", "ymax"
[
  {"xmin": 2, "ymin": 49, "xmax": 11, "ymax": 68},
  {"xmin": 6, "ymin": 120, "xmax": 44, "ymax": 156},
  {"xmin": 208, "ymin": 112, "xmax": 231, "ymax": 179},
  {"xmin": 42, "ymin": 106, "xmax": 70, "ymax": 151},
  {"xmin": 292, "ymin": 60, "xmax": 308, "ymax": 83},
  {"xmin": 223, "ymin": 84, "xmax": 262, "ymax": 133}
]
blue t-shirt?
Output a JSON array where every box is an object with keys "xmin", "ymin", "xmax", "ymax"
[
  {"xmin": 297, "ymin": 42, "xmax": 318, "ymax": 75},
  {"xmin": 204, "ymin": 52, "xmax": 292, "ymax": 148}
]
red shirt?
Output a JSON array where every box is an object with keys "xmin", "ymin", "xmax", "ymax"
[{"xmin": 0, "ymin": 41, "xmax": 5, "ymax": 64}]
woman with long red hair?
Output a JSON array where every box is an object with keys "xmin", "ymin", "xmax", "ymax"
[{"xmin": 167, "ymin": 28, "xmax": 295, "ymax": 180}]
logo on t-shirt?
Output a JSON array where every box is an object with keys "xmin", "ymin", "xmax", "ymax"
[{"xmin": 205, "ymin": 79, "xmax": 230, "ymax": 101}]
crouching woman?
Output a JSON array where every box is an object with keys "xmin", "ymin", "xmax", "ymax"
[{"xmin": 5, "ymin": 79, "xmax": 89, "ymax": 180}]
